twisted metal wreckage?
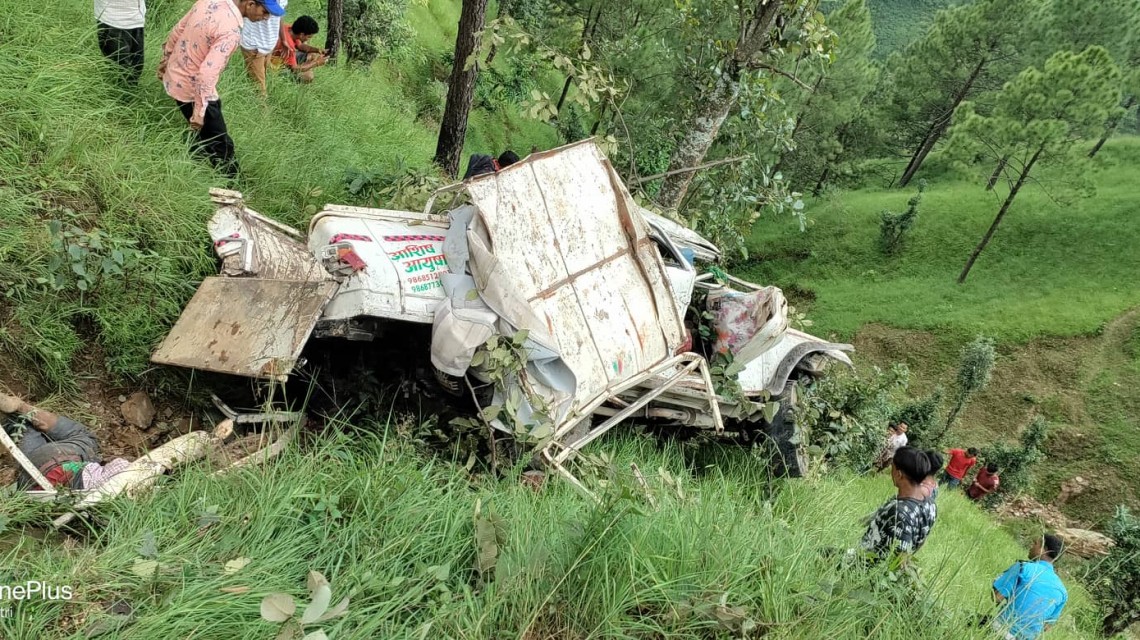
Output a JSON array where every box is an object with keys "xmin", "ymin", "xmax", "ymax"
[{"xmin": 147, "ymin": 140, "xmax": 853, "ymax": 496}]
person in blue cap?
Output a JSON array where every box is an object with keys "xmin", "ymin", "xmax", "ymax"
[{"xmin": 158, "ymin": 0, "xmax": 286, "ymax": 178}]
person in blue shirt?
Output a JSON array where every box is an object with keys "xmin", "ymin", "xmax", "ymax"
[{"xmin": 992, "ymin": 533, "xmax": 1068, "ymax": 639}]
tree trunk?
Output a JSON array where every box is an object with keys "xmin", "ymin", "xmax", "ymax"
[
  {"xmin": 590, "ymin": 100, "xmax": 607, "ymax": 135},
  {"xmin": 957, "ymin": 145, "xmax": 1043, "ymax": 284},
  {"xmin": 555, "ymin": 74, "xmax": 574, "ymax": 113},
  {"xmin": 1089, "ymin": 94, "xmax": 1136, "ymax": 158},
  {"xmin": 812, "ymin": 165, "xmax": 830, "ymax": 197},
  {"xmin": 656, "ymin": 0, "xmax": 786, "ymax": 209},
  {"xmin": 985, "ymin": 154, "xmax": 1008, "ymax": 191},
  {"xmin": 655, "ymin": 69, "xmax": 741, "ymax": 208},
  {"xmin": 325, "ymin": 0, "xmax": 343, "ymax": 63},
  {"xmin": 898, "ymin": 54, "xmax": 990, "ymax": 188},
  {"xmin": 434, "ymin": 0, "xmax": 490, "ymax": 178}
]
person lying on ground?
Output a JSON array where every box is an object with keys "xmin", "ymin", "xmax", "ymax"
[
  {"xmin": 158, "ymin": 0, "xmax": 284, "ymax": 179},
  {"xmin": 941, "ymin": 446, "xmax": 978, "ymax": 489},
  {"xmin": 95, "ymin": 0, "xmax": 146, "ymax": 85},
  {"xmin": 989, "ymin": 533, "xmax": 1068, "ymax": 640},
  {"xmin": 240, "ymin": 0, "xmax": 288, "ymax": 96},
  {"xmin": 859, "ymin": 446, "xmax": 943, "ymax": 564},
  {"xmin": 463, "ymin": 150, "xmax": 521, "ymax": 179},
  {"xmin": 273, "ymin": 16, "xmax": 328, "ymax": 83},
  {"xmin": 0, "ymin": 393, "xmax": 130, "ymax": 491},
  {"xmin": 966, "ymin": 462, "xmax": 1000, "ymax": 501},
  {"xmin": 872, "ymin": 421, "xmax": 908, "ymax": 473}
]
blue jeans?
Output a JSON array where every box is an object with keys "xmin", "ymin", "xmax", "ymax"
[{"xmin": 940, "ymin": 471, "xmax": 961, "ymax": 489}]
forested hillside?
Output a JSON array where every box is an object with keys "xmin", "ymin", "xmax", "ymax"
[
  {"xmin": 864, "ymin": 0, "xmax": 959, "ymax": 56},
  {"xmin": 1, "ymin": 0, "xmax": 1139, "ymax": 637}
]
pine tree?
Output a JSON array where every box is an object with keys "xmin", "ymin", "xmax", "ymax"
[
  {"xmin": 1039, "ymin": 0, "xmax": 1140, "ymax": 158},
  {"xmin": 778, "ymin": 0, "xmax": 877, "ymax": 188},
  {"xmin": 950, "ymin": 47, "xmax": 1123, "ymax": 283},
  {"xmin": 887, "ymin": 0, "xmax": 1041, "ymax": 188}
]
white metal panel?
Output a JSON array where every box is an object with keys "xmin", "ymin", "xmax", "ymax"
[
  {"xmin": 308, "ymin": 213, "xmax": 446, "ymax": 324},
  {"xmin": 462, "ymin": 140, "xmax": 685, "ymax": 416}
]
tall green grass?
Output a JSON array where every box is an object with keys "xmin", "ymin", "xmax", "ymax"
[
  {"xmin": 0, "ymin": 0, "xmax": 558, "ymax": 390},
  {"xmin": 0, "ymin": 427, "xmax": 1101, "ymax": 639},
  {"xmin": 743, "ymin": 138, "xmax": 1140, "ymax": 343}
]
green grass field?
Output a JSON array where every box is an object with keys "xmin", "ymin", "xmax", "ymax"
[
  {"xmin": 0, "ymin": 429, "xmax": 1102, "ymax": 639},
  {"xmin": 742, "ymin": 138, "xmax": 1140, "ymax": 343}
]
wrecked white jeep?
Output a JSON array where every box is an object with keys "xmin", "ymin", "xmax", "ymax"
[{"xmin": 153, "ymin": 141, "xmax": 852, "ymax": 487}]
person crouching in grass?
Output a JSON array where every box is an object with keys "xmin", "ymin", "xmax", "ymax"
[
  {"xmin": 860, "ymin": 446, "xmax": 944, "ymax": 565},
  {"xmin": 272, "ymin": 16, "xmax": 328, "ymax": 83}
]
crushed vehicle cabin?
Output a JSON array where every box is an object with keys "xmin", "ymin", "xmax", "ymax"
[{"xmin": 153, "ymin": 141, "xmax": 853, "ymax": 489}]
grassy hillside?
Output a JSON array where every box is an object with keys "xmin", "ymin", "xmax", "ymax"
[
  {"xmin": 0, "ymin": 430, "xmax": 1101, "ymax": 639},
  {"xmin": 743, "ymin": 138, "xmax": 1140, "ymax": 343},
  {"xmin": 743, "ymin": 140, "xmax": 1140, "ymax": 524},
  {"xmin": 0, "ymin": 0, "xmax": 558, "ymax": 391}
]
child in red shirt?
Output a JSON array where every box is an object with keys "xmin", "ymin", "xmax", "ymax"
[{"xmin": 967, "ymin": 463, "xmax": 1000, "ymax": 500}]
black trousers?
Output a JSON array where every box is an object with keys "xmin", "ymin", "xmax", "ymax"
[
  {"xmin": 96, "ymin": 22, "xmax": 144, "ymax": 85},
  {"xmin": 176, "ymin": 99, "xmax": 239, "ymax": 179}
]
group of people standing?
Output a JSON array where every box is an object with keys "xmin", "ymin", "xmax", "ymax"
[
  {"xmin": 859, "ymin": 423, "xmax": 1067, "ymax": 640},
  {"xmin": 95, "ymin": 0, "xmax": 329, "ymax": 179}
]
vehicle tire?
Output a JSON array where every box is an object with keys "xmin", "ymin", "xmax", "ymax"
[{"xmin": 762, "ymin": 380, "xmax": 809, "ymax": 478}]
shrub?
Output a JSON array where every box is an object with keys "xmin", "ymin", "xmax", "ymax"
[
  {"xmin": 795, "ymin": 364, "xmax": 910, "ymax": 470},
  {"xmin": 934, "ymin": 335, "xmax": 996, "ymax": 442},
  {"xmin": 891, "ymin": 386, "xmax": 944, "ymax": 448},
  {"xmin": 343, "ymin": 0, "xmax": 415, "ymax": 66},
  {"xmin": 877, "ymin": 180, "xmax": 925, "ymax": 256},
  {"xmin": 979, "ymin": 417, "xmax": 1048, "ymax": 504},
  {"xmin": 1095, "ymin": 506, "xmax": 1140, "ymax": 635}
]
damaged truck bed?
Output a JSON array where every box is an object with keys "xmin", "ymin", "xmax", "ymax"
[{"xmin": 153, "ymin": 140, "xmax": 852, "ymax": 489}]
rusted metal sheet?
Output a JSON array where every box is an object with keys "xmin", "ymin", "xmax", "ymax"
[
  {"xmin": 463, "ymin": 141, "xmax": 686, "ymax": 417},
  {"xmin": 151, "ymin": 277, "xmax": 337, "ymax": 380}
]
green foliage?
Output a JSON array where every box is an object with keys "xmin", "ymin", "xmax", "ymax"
[
  {"xmin": 940, "ymin": 334, "xmax": 996, "ymax": 438},
  {"xmin": 882, "ymin": 0, "xmax": 1040, "ymax": 180},
  {"xmin": 43, "ymin": 221, "xmax": 151, "ymax": 294},
  {"xmin": 863, "ymin": 0, "xmax": 958, "ymax": 58},
  {"xmin": 877, "ymin": 180, "xmax": 924, "ymax": 256},
  {"xmin": 1093, "ymin": 506, "xmax": 1140, "ymax": 635},
  {"xmin": 891, "ymin": 386, "xmax": 944, "ymax": 449},
  {"xmin": 794, "ymin": 364, "xmax": 909, "ymax": 468},
  {"xmin": 779, "ymin": 0, "xmax": 879, "ymax": 189},
  {"xmin": 949, "ymin": 47, "xmax": 1124, "ymax": 195},
  {"xmin": 344, "ymin": 163, "xmax": 444, "ymax": 211},
  {"xmin": 343, "ymin": 0, "xmax": 416, "ymax": 65},
  {"xmin": 980, "ymin": 416, "xmax": 1049, "ymax": 503}
]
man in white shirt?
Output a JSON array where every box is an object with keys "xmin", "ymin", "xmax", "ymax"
[
  {"xmin": 95, "ymin": 0, "xmax": 146, "ymax": 85},
  {"xmin": 240, "ymin": 0, "xmax": 287, "ymax": 96}
]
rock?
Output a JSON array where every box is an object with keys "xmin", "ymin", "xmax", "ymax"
[
  {"xmin": 171, "ymin": 416, "xmax": 198, "ymax": 437},
  {"xmin": 1056, "ymin": 476, "xmax": 1091, "ymax": 505},
  {"xmin": 1056, "ymin": 527, "xmax": 1115, "ymax": 558},
  {"xmin": 118, "ymin": 395, "xmax": 127, "ymax": 403},
  {"xmin": 120, "ymin": 391, "xmax": 156, "ymax": 429}
]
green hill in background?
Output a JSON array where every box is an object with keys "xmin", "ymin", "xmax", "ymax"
[{"xmin": 863, "ymin": 0, "xmax": 961, "ymax": 56}]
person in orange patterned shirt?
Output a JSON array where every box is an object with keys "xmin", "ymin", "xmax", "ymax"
[{"xmin": 157, "ymin": 0, "xmax": 285, "ymax": 177}]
